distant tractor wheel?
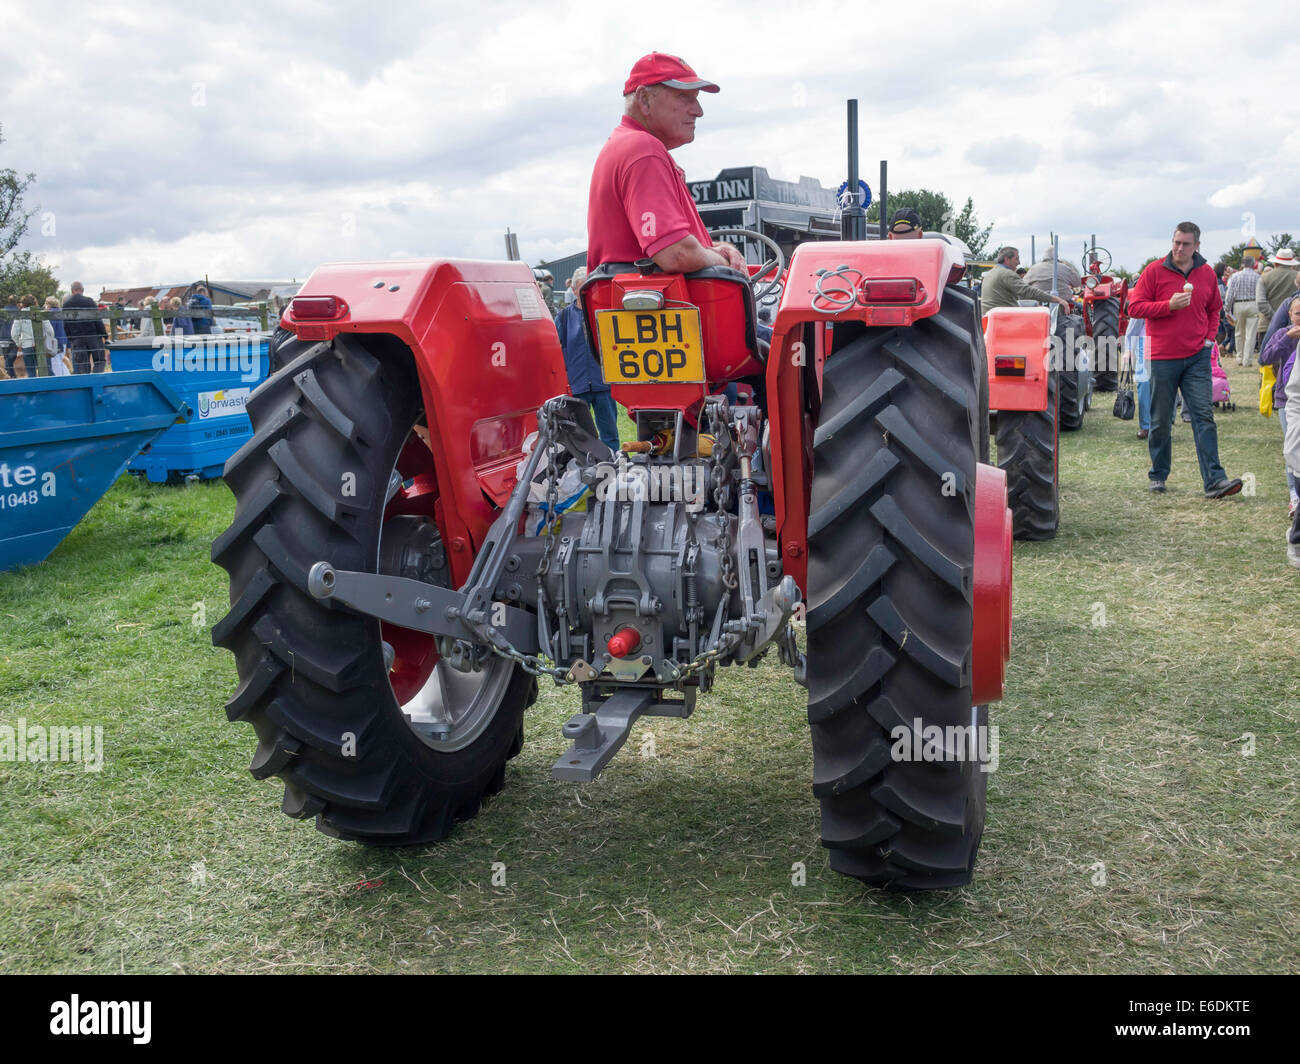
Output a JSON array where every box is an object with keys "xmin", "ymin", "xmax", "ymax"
[
  {"xmin": 1057, "ymin": 314, "xmax": 1089, "ymax": 432},
  {"xmin": 1090, "ymin": 298, "xmax": 1120, "ymax": 391},
  {"xmin": 805, "ymin": 285, "xmax": 989, "ymax": 890},
  {"xmin": 267, "ymin": 325, "xmax": 304, "ymax": 374},
  {"xmin": 996, "ymin": 370, "xmax": 1059, "ymax": 541},
  {"xmin": 211, "ymin": 334, "xmax": 536, "ymax": 844}
]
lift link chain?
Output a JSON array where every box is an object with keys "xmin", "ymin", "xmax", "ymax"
[{"xmin": 708, "ymin": 400, "xmax": 738, "ymax": 593}]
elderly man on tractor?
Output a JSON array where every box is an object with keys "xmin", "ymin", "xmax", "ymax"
[
  {"xmin": 981, "ymin": 246, "xmax": 1073, "ymax": 312},
  {"xmin": 587, "ymin": 53, "xmax": 746, "ymax": 274}
]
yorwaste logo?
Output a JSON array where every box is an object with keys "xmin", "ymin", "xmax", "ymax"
[{"xmin": 196, "ymin": 387, "xmax": 251, "ymax": 420}]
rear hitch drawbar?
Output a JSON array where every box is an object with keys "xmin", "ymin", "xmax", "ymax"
[{"xmin": 552, "ymin": 688, "xmax": 676, "ymax": 782}]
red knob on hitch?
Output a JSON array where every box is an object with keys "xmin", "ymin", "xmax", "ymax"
[{"xmin": 607, "ymin": 627, "xmax": 642, "ymax": 659}]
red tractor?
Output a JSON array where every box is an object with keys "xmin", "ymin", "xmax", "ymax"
[
  {"xmin": 984, "ymin": 307, "xmax": 1060, "ymax": 540},
  {"xmin": 212, "ymin": 149, "xmax": 1013, "ymax": 893},
  {"xmin": 1076, "ymin": 245, "xmax": 1128, "ymax": 392}
]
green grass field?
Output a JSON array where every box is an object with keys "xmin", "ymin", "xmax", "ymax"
[{"xmin": 2, "ymin": 359, "xmax": 1297, "ymax": 973}]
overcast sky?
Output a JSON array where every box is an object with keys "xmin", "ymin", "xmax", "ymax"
[{"xmin": 4, "ymin": 0, "xmax": 1298, "ymax": 296}]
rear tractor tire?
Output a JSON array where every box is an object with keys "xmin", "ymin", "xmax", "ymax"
[
  {"xmin": 1090, "ymin": 297, "xmax": 1120, "ymax": 392},
  {"xmin": 1057, "ymin": 313, "xmax": 1089, "ymax": 432},
  {"xmin": 211, "ymin": 334, "xmax": 536, "ymax": 844},
  {"xmin": 805, "ymin": 285, "xmax": 989, "ymax": 890},
  {"xmin": 996, "ymin": 370, "xmax": 1060, "ymax": 541}
]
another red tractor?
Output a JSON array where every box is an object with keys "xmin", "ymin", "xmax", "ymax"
[
  {"xmin": 984, "ymin": 307, "xmax": 1060, "ymax": 540},
  {"xmin": 212, "ymin": 147, "xmax": 1013, "ymax": 892},
  {"xmin": 1076, "ymin": 245, "xmax": 1128, "ymax": 393}
]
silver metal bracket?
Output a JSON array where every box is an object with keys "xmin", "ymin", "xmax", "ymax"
[
  {"xmin": 306, "ymin": 561, "xmax": 539, "ymax": 653},
  {"xmin": 565, "ymin": 658, "xmax": 599, "ymax": 683}
]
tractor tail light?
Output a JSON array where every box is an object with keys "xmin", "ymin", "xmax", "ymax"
[
  {"xmin": 994, "ymin": 355, "xmax": 1027, "ymax": 376},
  {"xmin": 859, "ymin": 278, "xmax": 920, "ymax": 303},
  {"xmin": 291, "ymin": 296, "xmax": 347, "ymax": 320}
]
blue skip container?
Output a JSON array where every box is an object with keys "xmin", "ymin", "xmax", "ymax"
[
  {"xmin": 108, "ymin": 334, "xmax": 270, "ymax": 482},
  {"xmin": 0, "ymin": 371, "xmax": 191, "ymax": 571}
]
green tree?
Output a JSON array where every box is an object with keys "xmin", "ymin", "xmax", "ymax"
[
  {"xmin": 1266, "ymin": 232, "xmax": 1296, "ymax": 257},
  {"xmin": 1216, "ymin": 242, "xmax": 1248, "ymax": 269},
  {"xmin": 3, "ymin": 260, "xmax": 59, "ymax": 304},
  {"xmin": 0, "ymin": 123, "xmax": 40, "ymax": 299},
  {"xmin": 866, "ymin": 188, "xmax": 995, "ymax": 258}
]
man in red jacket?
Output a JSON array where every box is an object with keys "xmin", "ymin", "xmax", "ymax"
[{"xmin": 1128, "ymin": 222, "xmax": 1242, "ymax": 497}]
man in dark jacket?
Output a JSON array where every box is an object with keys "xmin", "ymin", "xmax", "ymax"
[
  {"xmin": 554, "ymin": 267, "xmax": 619, "ymax": 452},
  {"xmin": 62, "ymin": 282, "xmax": 108, "ymax": 373},
  {"xmin": 1128, "ymin": 222, "xmax": 1241, "ymax": 498},
  {"xmin": 188, "ymin": 285, "xmax": 215, "ymax": 334}
]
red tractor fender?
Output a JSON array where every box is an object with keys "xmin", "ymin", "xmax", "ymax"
[
  {"xmin": 764, "ymin": 238, "xmax": 968, "ymax": 590},
  {"xmin": 281, "ymin": 259, "xmax": 570, "ymax": 584},
  {"xmin": 983, "ymin": 307, "xmax": 1052, "ymax": 412}
]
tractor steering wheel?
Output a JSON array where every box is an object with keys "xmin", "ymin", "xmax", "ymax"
[
  {"xmin": 1083, "ymin": 246, "xmax": 1113, "ymax": 275},
  {"xmin": 708, "ymin": 227, "xmax": 786, "ymax": 304}
]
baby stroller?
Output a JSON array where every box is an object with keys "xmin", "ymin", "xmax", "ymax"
[
  {"xmin": 1175, "ymin": 342, "xmax": 1234, "ymax": 422},
  {"xmin": 1211, "ymin": 342, "xmax": 1234, "ymax": 411}
]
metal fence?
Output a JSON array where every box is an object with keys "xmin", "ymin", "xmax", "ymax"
[{"xmin": 0, "ymin": 302, "xmax": 272, "ymax": 372}]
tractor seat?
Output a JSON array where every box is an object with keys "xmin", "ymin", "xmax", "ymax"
[{"xmin": 580, "ymin": 261, "xmax": 767, "ymax": 378}]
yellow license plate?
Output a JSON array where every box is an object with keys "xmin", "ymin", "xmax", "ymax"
[{"xmin": 596, "ymin": 309, "xmax": 705, "ymax": 384}]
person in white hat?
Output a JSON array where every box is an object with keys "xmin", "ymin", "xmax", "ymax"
[{"xmin": 1261, "ymin": 247, "xmax": 1300, "ymax": 315}]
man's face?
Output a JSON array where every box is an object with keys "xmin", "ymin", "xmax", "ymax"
[
  {"xmin": 1171, "ymin": 230, "xmax": 1198, "ymax": 267},
  {"xmin": 637, "ymin": 85, "xmax": 704, "ymax": 149},
  {"xmin": 1005, "ymin": 251, "xmax": 1021, "ymax": 270}
]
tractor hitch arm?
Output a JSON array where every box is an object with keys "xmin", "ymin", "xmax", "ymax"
[{"xmin": 306, "ymin": 562, "xmax": 539, "ymax": 653}]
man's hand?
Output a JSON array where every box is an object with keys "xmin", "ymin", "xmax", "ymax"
[
  {"xmin": 1169, "ymin": 291, "xmax": 1192, "ymax": 311},
  {"xmin": 1053, "ymin": 295, "xmax": 1072, "ymax": 310},
  {"xmin": 712, "ymin": 241, "xmax": 747, "ymax": 271},
  {"xmin": 652, "ymin": 235, "xmax": 738, "ymax": 274}
]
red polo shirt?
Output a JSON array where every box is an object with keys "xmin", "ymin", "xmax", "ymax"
[
  {"xmin": 586, "ymin": 116, "xmax": 713, "ymax": 270},
  {"xmin": 1128, "ymin": 251, "xmax": 1223, "ymax": 360}
]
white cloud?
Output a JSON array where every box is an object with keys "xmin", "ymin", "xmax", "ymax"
[
  {"xmin": 1209, "ymin": 178, "xmax": 1266, "ymax": 210},
  {"xmin": 3, "ymin": 0, "xmax": 1300, "ymax": 292}
]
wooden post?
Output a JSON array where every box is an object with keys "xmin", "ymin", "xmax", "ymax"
[{"xmin": 32, "ymin": 309, "xmax": 48, "ymax": 376}]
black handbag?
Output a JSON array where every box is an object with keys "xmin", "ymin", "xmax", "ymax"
[{"xmin": 1113, "ymin": 363, "xmax": 1135, "ymax": 420}]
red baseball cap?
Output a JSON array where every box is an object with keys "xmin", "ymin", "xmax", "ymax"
[{"xmin": 623, "ymin": 52, "xmax": 719, "ymax": 95}]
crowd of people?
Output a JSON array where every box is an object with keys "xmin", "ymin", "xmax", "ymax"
[{"xmin": 0, "ymin": 283, "xmax": 219, "ymax": 378}]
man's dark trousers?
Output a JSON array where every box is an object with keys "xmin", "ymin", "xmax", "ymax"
[
  {"xmin": 577, "ymin": 389, "xmax": 619, "ymax": 452},
  {"xmin": 71, "ymin": 338, "xmax": 107, "ymax": 374},
  {"xmin": 1148, "ymin": 345, "xmax": 1227, "ymax": 490}
]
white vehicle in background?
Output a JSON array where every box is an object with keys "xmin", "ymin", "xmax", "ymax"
[{"xmin": 216, "ymin": 302, "xmax": 274, "ymax": 334}]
